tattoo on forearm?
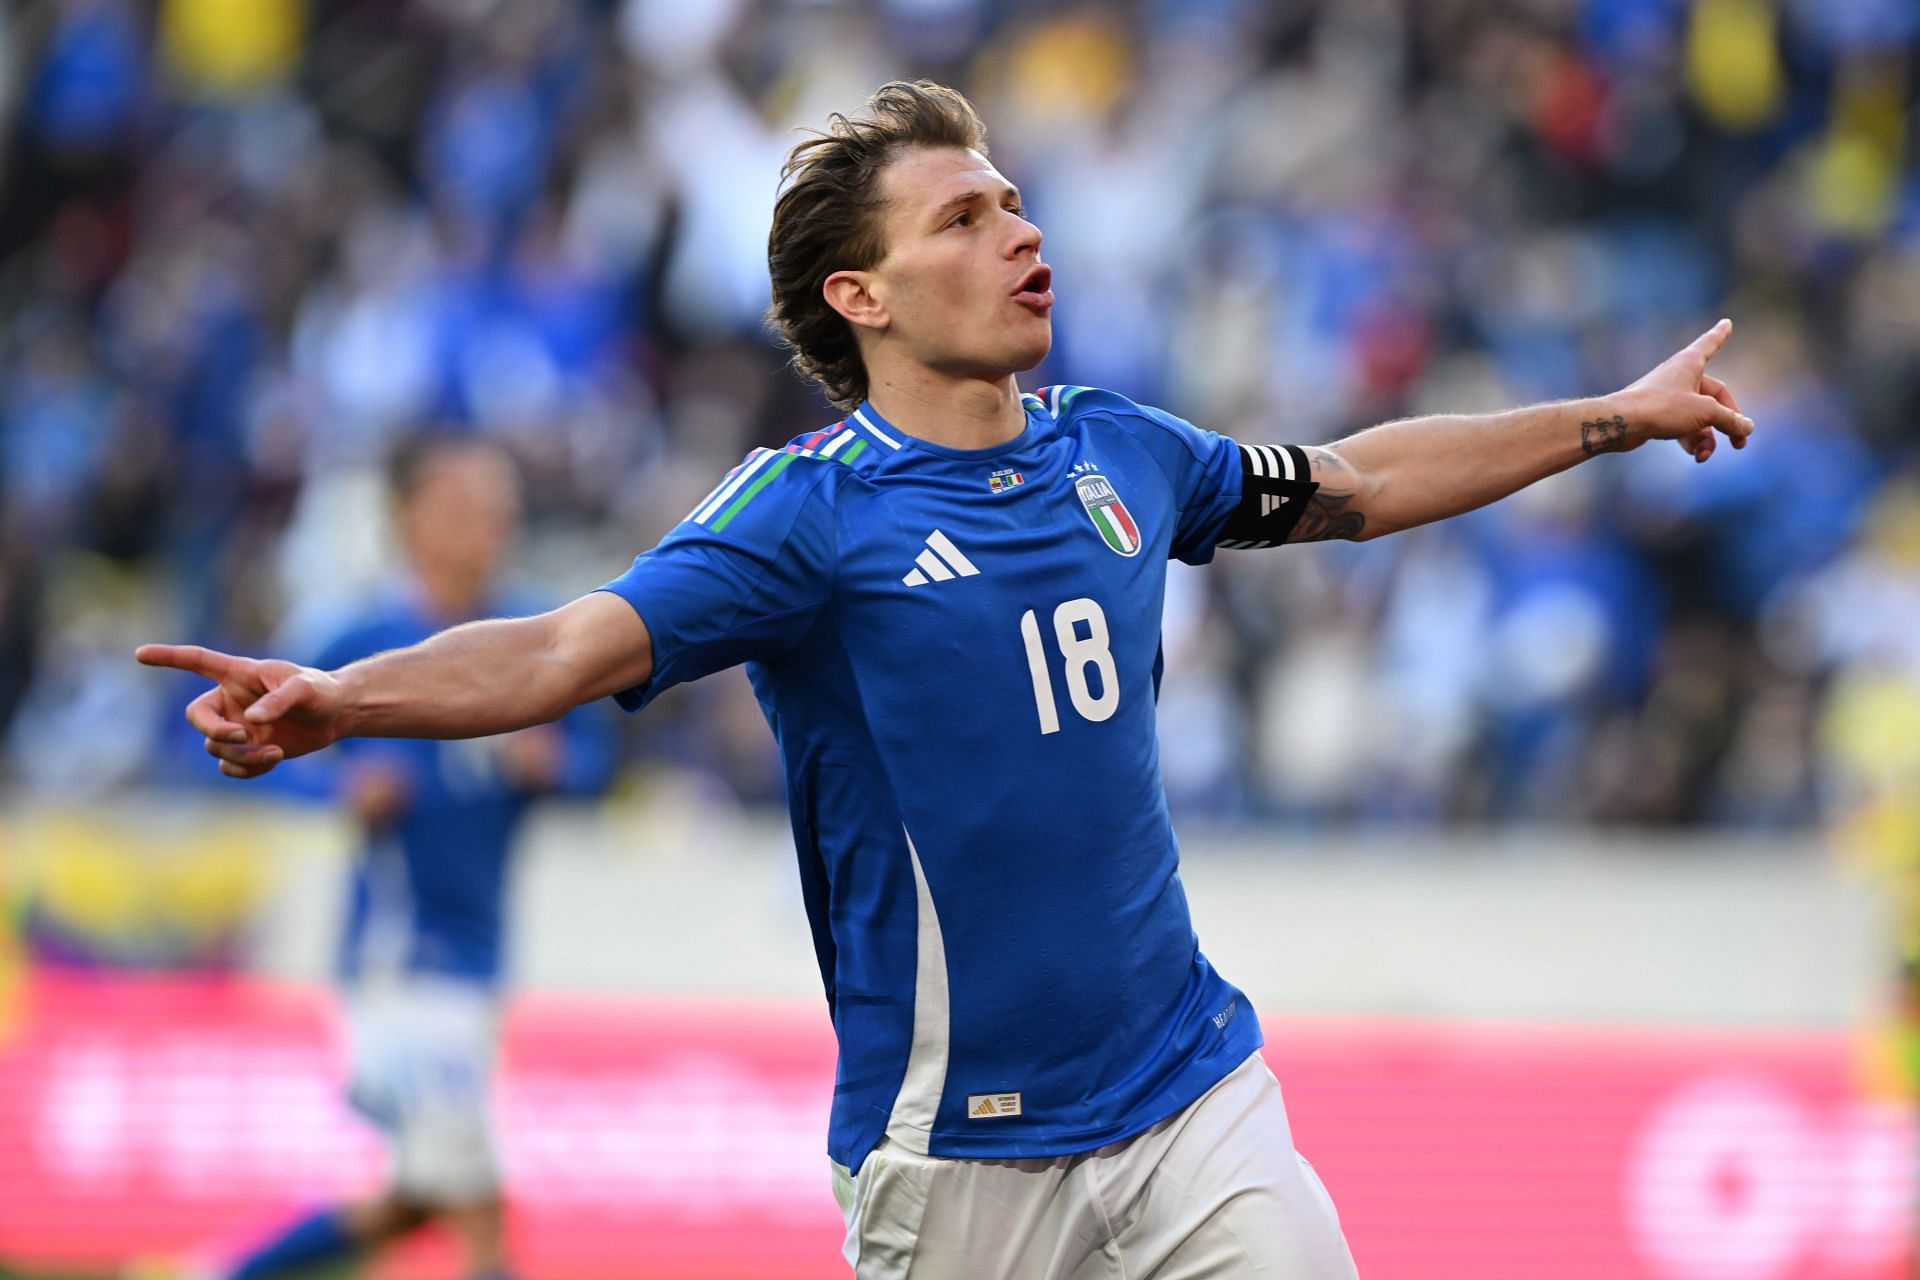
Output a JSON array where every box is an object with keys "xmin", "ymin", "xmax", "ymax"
[
  {"xmin": 1286, "ymin": 447, "xmax": 1367, "ymax": 543},
  {"xmin": 1580, "ymin": 414, "xmax": 1629, "ymax": 456},
  {"xmin": 1292, "ymin": 491, "xmax": 1365, "ymax": 542}
]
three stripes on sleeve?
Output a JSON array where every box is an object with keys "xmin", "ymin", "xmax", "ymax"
[{"xmin": 688, "ymin": 413, "xmax": 903, "ymax": 534}]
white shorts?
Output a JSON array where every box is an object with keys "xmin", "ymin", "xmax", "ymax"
[
  {"xmin": 345, "ymin": 975, "xmax": 502, "ymax": 1204},
  {"xmin": 831, "ymin": 1052, "xmax": 1356, "ymax": 1279}
]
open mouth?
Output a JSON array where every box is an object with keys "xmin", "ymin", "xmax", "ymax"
[{"xmin": 1011, "ymin": 263, "xmax": 1054, "ymax": 310}]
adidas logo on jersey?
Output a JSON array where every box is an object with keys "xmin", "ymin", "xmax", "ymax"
[
  {"xmin": 902, "ymin": 530, "xmax": 980, "ymax": 587},
  {"xmin": 1260, "ymin": 493, "xmax": 1291, "ymax": 517},
  {"xmin": 967, "ymin": 1091, "xmax": 1022, "ymax": 1119}
]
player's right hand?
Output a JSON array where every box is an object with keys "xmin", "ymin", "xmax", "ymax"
[{"xmin": 135, "ymin": 644, "xmax": 347, "ymax": 778}]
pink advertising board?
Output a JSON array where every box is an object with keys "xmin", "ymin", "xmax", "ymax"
[{"xmin": 0, "ymin": 974, "xmax": 1908, "ymax": 1279}]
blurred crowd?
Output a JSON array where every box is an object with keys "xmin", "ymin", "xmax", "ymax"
[{"xmin": 1, "ymin": 0, "xmax": 1916, "ymax": 830}]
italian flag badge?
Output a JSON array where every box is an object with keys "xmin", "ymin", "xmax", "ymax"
[{"xmin": 1075, "ymin": 473, "xmax": 1142, "ymax": 557}]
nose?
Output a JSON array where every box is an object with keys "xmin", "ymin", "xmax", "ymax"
[{"xmin": 1007, "ymin": 209, "xmax": 1041, "ymax": 259}]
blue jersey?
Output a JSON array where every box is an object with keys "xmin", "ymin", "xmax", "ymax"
[
  {"xmin": 314, "ymin": 589, "xmax": 617, "ymax": 987},
  {"xmin": 601, "ymin": 387, "xmax": 1285, "ymax": 1172}
]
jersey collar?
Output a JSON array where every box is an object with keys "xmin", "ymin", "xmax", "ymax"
[{"xmin": 852, "ymin": 396, "xmax": 1044, "ymax": 461}]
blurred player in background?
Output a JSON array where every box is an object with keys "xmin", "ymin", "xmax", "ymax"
[
  {"xmin": 202, "ymin": 438, "xmax": 614, "ymax": 1280},
  {"xmin": 141, "ymin": 83, "xmax": 1753, "ymax": 1278}
]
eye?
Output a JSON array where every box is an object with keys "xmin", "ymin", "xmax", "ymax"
[
  {"xmin": 1008, "ymin": 204, "xmax": 1026, "ymax": 219},
  {"xmin": 947, "ymin": 210, "xmax": 972, "ymax": 229}
]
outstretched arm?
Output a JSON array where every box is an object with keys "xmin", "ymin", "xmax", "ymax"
[
  {"xmin": 137, "ymin": 591, "xmax": 652, "ymax": 779},
  {"xmin": 1286, "ymin": 319, "xmax": 1754, "ymax": 543}
]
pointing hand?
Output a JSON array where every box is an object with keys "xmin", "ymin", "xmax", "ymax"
[
  {"xmin": 1611, "ymin": 318, "xmax": 1755, "ymax": 464},
  {"xmin": 135, "ymin": 644, "xmax": 347, "ymax": 778}
]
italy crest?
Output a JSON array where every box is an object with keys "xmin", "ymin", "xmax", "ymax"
[{"xmin": 1075, "ymin": 473, "xmax": 1142, "ymax": 557}]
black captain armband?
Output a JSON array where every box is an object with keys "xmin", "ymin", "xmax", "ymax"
[{"xmin": 1217, "ymin": 443, "xmax": 1319, "ymax": 548}]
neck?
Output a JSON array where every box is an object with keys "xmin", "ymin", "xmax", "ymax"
[{"xmin": 863, "ymin": 367, "xmax": 1026, "ymax": 451}]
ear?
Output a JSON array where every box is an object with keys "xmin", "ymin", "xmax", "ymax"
[{"xmin": 823, "ymin": 269, "xmax": 888, "ymax": 332}]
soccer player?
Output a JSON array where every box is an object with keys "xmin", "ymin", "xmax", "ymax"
[
  {"xmin": 206, "ymin": 438, "xmax": 613, "ymax": 1280},
  {"xmin": 139, "ymin": 82, "xmax": 1753, "ymax": 1278}
]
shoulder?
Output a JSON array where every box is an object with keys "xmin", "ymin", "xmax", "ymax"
[
  {"xmin": 1029, "ymin": 385, "xmax": 1223, "ymax": 462},
  {"xmin": 787, "ymin": 414, "xmax": 897, "ymax": 479},
  {"xmin": 1025, "ymin": 384, "xmax": 1137, "ymax": 422},
  {"xmin": 672, "ymin": 419, "xmax": 880, "ymax": 544}
]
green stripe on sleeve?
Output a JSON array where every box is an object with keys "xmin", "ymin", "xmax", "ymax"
[
  {"xmin": 840, "ymin": 439, "xmax": 869, "ymax": 465},
  {"xmin": 711, "ymin": 451, "xmax": 800, "ymax": 532}
]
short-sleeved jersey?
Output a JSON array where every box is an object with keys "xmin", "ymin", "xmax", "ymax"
[
  {"xmin": 600, "ymin": 387, "xmax": 1276, "ymax": 1172},
  {"xmin": 314, "ymin": 589, "xmax": 617, "ymax": 987}
]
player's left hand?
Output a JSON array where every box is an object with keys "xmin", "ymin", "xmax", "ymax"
[{"xmin": 1612, "ymin": 318, "xmax": 1755, "ymax": 464}]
